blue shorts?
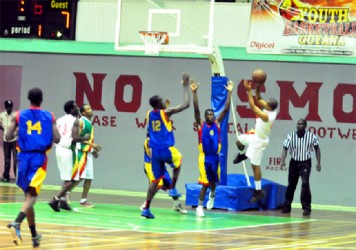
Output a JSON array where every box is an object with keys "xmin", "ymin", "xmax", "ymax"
[
  {"xmin": 144, "ymin": 163, "xmax": 172, "ymax": 190},
  {"xmin": 150, "ymin": 146, "xmax": 182, "ymax": 181},
  {"xmin": 17, "ymin": 152, "xmax": 47, "ymax": 195},
  {"xmin": 198, "ymin": 152, "xmax": 220, "ymax": 186}
]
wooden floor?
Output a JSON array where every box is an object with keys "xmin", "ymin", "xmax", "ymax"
[{"xmin": 0, "ymin": 182, "xmax": 355, "ymax": 250}]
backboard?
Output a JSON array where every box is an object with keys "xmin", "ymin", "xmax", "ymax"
[{"xmin": 115, "ymin": 0, "xmax": 215, "ymax": 55}]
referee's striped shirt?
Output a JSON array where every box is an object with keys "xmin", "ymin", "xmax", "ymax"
[{"xmin": 282, "ymin": 131, "xmax": 319, "ymax": 161}]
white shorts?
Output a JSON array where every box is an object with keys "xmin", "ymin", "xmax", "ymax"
[
  {"xmin": 55, "ymin": 145, "xmax": 74, "ymax": 181},
  {"xmin": 73, "ymin": 152, "xmax": 94, "ymax": 180},
  {"xmin": 238, "ymin": 133, "xmax": 269, "ymax": 166}
]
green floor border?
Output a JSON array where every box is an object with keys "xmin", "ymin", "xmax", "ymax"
[
  {"xmin": 1, "ymin": 39, "xmax": 355, "ymax": 65},
  {"xmin": 0, "ymin": 202, "xmax": 309, "ymax": 233},
  {"xmin": 1, "ymin": 182, "xmax": 355, "ymax": 212}
]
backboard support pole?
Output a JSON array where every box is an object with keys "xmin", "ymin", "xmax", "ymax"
[{"xmin": 208, "ymin": 45, "xmax": 225, "ymax": 77}]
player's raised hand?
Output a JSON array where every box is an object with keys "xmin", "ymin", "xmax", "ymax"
[
  {"xmin": 243, "ymin": 79, "xmax": 252, "ymax": 91},
  {"xmin": 182, "ymin": 72, "xmax": 190, "ymax": 86},
  {"xmin": 190, "ymin": 78, "xmax": 199, "ymax": 92},
  {"xmin": 225, "ymin": 80, "xmax": 234, "ymax": 92},
  {"xmin": 164, "ymin": 99, "xmax": 171, "ymax": 108}
]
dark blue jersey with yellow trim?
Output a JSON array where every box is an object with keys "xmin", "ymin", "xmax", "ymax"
[
  {"xmin": 198, "ymin": 121, "xmax": 221, "ymax": 155},
  {"xmin": 147, "ymin": 109, "xmax": 175, "ymax": 149},
  {"xmin": 16, "ymin": 107, "xmax": 54, "ymax": 152},
  {"xmin": 144, "ymin": 138, "xmax": 150, "ymax": 163}
]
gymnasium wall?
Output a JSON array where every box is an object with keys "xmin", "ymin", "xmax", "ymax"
[
  {"xmin": 0, "ymin": 52, "xmax": 355, "ymax": 207},
  {"xmin": 0, "ymin": 2, "xmax": 355, "ymax": 207}
]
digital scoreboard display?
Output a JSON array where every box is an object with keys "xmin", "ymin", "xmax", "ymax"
[{"xmin": 0, "ymin": 0, "xmax": 78, "ymax": 40}]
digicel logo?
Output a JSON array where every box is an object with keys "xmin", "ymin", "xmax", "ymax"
[{"xmin": 250, "ymin": 41, "xmax": 275, "ymax": 49}]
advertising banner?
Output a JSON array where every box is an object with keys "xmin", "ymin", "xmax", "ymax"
[{"xmin": 247, "ymin": 0, "xmax": 356, "ymax": 56}]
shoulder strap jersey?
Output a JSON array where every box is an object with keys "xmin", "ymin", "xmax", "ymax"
[
  {"xmin": 17, "ymin": 108, "xmax": 54, "ymax": 152},
  {"xmin": 79, "ymin": 117, "xmax": 94, "ymax": 152},
  {"xmin": 147, "ymin": 109, "xmax": 175, "ymax": 149},
  {"xmin": 198, "ymin": 121, "xmax": 221, "ymax": 155}
]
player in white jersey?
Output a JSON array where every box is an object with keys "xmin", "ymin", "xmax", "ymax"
[
  {"xmin": 233, "ymin": 69, "xmax": 278, "ymax": 203},
  {"xmin": 48, "ymin": 100, "xmax": 89, "ymax": 212}
]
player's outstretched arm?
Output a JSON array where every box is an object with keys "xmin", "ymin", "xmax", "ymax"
[
  {"xmin": 190, "ymin": 78, "xmax": 201, "ymax": 124},
  {"xmin": 244, "ymin": 80, "xmax": 268, "ymax": 122},
  {"xmin": 255, "ymin": 83, "xmax": 269, "ymax": 109},
  {"xmin": 217, "ymin": 80, "xmax": 234, "ymax": 123},
  {"xmin": 166, "ymin": 72, "xmax": 191, "ymax": 116}
]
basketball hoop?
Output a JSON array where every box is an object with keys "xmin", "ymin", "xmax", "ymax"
[{"xmin": 139, "ymin": 31, "xmax": 169, "ymax": 56}]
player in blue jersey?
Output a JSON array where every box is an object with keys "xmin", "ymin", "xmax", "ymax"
[
  {"xmin": 141, "ymin": 72, "xmax": 190, "ymax": 219},
  {"xmin": 191, "ymin": 78, "xmax": 233, "ymax": 217},
  {"xmin": 141, "ymin": 99, "xmax": 186, "ymax": 214},
  {"xmin": 141, "ymin": 136, "xmax": 187, "ymax": 214},
  {"xmin": 5, "ymin": 88, "xmax": 60, "ymax": 248}
]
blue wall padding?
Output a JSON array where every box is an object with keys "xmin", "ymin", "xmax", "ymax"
[
  {"xmin": 211, "ymin": 76, "xmax": 229, "ymax": 185},
  {"xmin": 185, "ymin": 174, "xmax": 286, "ymax": 211}
]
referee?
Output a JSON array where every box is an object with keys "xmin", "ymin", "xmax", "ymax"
[{"xmin": 280, "ymin": 118, "xmax": 321, "ymax": 216}]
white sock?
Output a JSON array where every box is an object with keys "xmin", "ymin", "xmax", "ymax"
[
  {"xmin": 254, "ymin": 180, "xmax": 261, "ymax": 190},
  {"xmin": 80, "ymin": 198, "xmax": 87, "ymax": 203}
]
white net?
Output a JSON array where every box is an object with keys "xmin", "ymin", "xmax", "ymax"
[{"xmin": 139, "ymin": 32, "xmax": 167, "ymax": 56}]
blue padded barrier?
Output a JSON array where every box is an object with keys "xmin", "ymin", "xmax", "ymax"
[{"xmin": 185, "ymin": 174, "xmax": 286, "ymax": 211}]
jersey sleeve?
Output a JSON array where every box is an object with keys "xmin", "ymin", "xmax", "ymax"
[
  {"xmin": 312, "ymin": 133, "xmax": 319, "ymax": 147},
  {"xmin": 282, "ymin": 133, "xmax": 291, "ymax": 149}
]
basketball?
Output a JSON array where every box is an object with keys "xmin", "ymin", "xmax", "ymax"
[{"xmin": 252, "ymin": 69, "xmax": 267, "ymax": 85}]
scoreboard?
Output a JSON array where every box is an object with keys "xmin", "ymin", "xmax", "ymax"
[{"xmin": 0, "ymin": 0, "xmax": 78, "ymax": 40}]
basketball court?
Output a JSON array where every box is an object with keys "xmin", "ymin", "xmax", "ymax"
[
  {"xmin": 0, "ymin": 183, "xmax": 355, "ymax": 249},
  {"xmin": 0, "ymin": 200, "xmax": 306, "ymax": 234},
  {"xmin": 0, "ymin": 1, "xmax": 355, "ymax": 249}
]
